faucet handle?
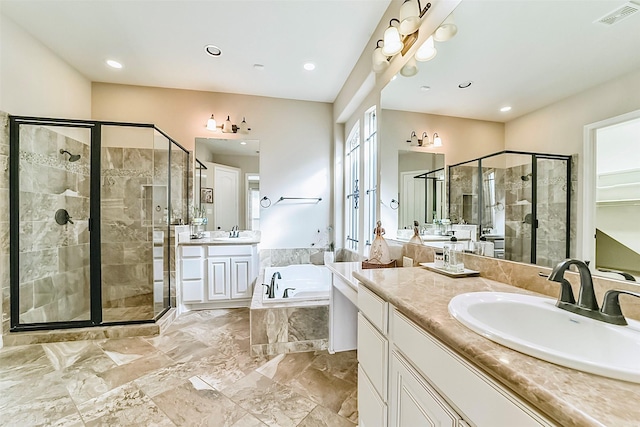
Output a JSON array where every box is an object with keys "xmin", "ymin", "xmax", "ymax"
[
  {"xmin": 261, "ymin": 283, "xmax": 270, "ymax": 295},
  {"xmin": 601, "ymin": 289, "xmax": 640, "ymax": 326},
  {"xmin": 283, "ymin": 288, "xmax": 296, "ymax": 298},
  {"xmin": 548, "ymin": 277, "xmax": 576, "ymax": 306}
]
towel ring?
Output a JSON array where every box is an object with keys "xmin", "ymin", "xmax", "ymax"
[
  {"xmin": 260, "ymin": 196, "xmax": 272, "ymax": 208},
  {"xmin": 390, "ymin": 199, "xmax": 399, "ymax": 210}
]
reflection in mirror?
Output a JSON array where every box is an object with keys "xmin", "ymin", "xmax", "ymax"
[
  {"xmin": 449, "ymin": 151, "xmax": 571, "ymax": 268},
  {"xmin": 195, "ymin": 138, "xmax": 259, "ymax": 231},
  {"xmin": 594, "ymin": 117, "xmax": 640, "ymax": 280},
  {"xmin": 379, "ymin": 0, "xmax": 640, "ymax": 279},
  {"xmin": 398, "ymin": 151, "xmax": 444, "ymax": 229},
  {"xmin": 194, "ymin": 159, "xmax": 206, "ymax": 212}
]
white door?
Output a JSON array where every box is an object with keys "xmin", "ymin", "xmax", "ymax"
[
  {"xmin": 400, "ymin": 170, "xmax": 427, "ymax": 229},
  {"xmin": 213, "ymin": 164, "xmax": 240, "ymax": 231}
]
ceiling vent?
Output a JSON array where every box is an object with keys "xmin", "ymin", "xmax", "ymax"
[{"xmin": 594, "ymin": 1, "xmax": 640, "ymax": 26}]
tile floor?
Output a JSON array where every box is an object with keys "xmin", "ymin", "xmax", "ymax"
[{"xmin": 0, "ymin": 308, "xmax": 358, "ymax": 426}]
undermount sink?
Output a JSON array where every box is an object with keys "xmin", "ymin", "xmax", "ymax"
[{"xmin": 448, "ymin": 292, "xmax": 640, "ymax": 383}]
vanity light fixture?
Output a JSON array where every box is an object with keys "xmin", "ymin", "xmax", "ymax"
[
  {"xmin": 415, "ymin": 35, "xmax": 437, "ymax": 62},
  {"xmin": 382, "ymin": 19, "xmax": 404, "ymax": 56},
  {"xmin": 433, "ymin": 132, "xmax": 442, "ymax": 147},
  {"xmin": 372, "ymin": 40, "xmax": 390, "ymax": 73},
  {"xmin": 407, "ymin": 131, "xmax": 441, "ymax": 147},
  {"xmin": 205, "ymin": 114, "xmax": 250, "ymax": 134},
  {"xmin": 400, "ymin": 57, "xmax": 419, "ymax": 77},
  {"xmin": 433, "ymin": 13, "xmax": 458, "ymax": 42},
  {"xmin": 399, "ymin": 0, "xmax": 432, "ymax": 35}
]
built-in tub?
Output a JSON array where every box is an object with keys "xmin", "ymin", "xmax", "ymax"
[{"xmin": 262, "ymin": 264, "xmax": 331, "ymax": 303}]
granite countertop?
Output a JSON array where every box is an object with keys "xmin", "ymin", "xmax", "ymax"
[{"xmin": 353, "ymin": 267, "xmax": 640, "ymax": 427}]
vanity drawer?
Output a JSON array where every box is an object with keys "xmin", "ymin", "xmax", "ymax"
[
  {"xmin": 207, "ymin": 245, "xmax": 253, "ymax": 257},
  {"xmin": 391, "ymin": 308, "xmax": 550, "ymax": 426},
  {"xmin": 358, "ymin": 312, "xmax": 388, "ymax": 400},
  {"xmin": 182, "ymin": 246, "xmax": 204, "ymax": 258},
  {"xmin": 358, "ymin": 284, "xmax": 388, "ymax": 334}
]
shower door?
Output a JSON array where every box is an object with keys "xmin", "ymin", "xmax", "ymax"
[{"xmin": 10, "ymin": 118, "xmax": 99, "ymax": 329}]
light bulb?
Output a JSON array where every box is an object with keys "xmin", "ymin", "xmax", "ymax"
[
  {"xmin": 382, "ymin": 21, "xmax": 403, "ymax": 56},
  {"xmin": 399, "ymin": 0, "xmax": 420, "ymax": 36},
  {"xmin": 433, "ymin": 133, "xmax": 442, "ymax": 147},
  {"xmin": 415, "ymin": 36, "xmax": 437, "ymax": 62},
  {"xmin": 400, "ymin": 57, "xmax": 418, "ymax": 77},
  {"xmin": 206, "ymin": 114, "xmax": 217, "ymax": 131},
  {"xmin": 223, "ymin": 115, "xmax": 233, "ymax": 133}
]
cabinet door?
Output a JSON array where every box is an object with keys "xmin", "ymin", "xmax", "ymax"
[
  {"xmin": 358, "ymin": 364, "xmax": 387, "ymax": 427},
  {"xmin": 183, "ymin": 279, "xmax": 205, "ymax": 303},
  {"xmin": 207, "ymin": 257, "xmax": 231, "ymax": 301},
  {"xmin": 389, "ymin": 351, "xmax": 460, "ymax": 427},
  {"xmin": 230, "ymin": 255, "xmax": 253, "ymax": 299},
  {"xmin": 358, "ymin": 313, "xmax": 388, "ymax": 401}
]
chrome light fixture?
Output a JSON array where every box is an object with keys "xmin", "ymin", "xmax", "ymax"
[
  {"xmin": 372, "ymin": 40, "xmax": 389, "ymax": 73},
  {"xmin": 415, "ymin": 35, "xmax": 437, "ymax": 62},
  {"xmin": 434, "ymin": 14, "xmax": 457, "ymax": 42},
  {"xmin": 382, "ymin": 19, "xmax": 403, "ymax": 56}
]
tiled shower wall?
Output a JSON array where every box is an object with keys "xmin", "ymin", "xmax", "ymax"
[
  {"xmin": 1, "ymin": 112, "xmax": 10, "ymax": 339},
  {"xmin": 101, "ymin": 146, "xmax": 159, "ymax": 321},
  {"xmin": 17, "ymin": 125, "xmax": 91, "ymax": 323}
]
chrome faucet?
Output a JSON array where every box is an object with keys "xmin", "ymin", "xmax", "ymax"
[
  {"xmin": 229, "ymin": 225, "xmax": 240, "ymax": 238},
  {"xmin": 262, "ymin": 272, "xmax": 281, "ymax": 298},
  {"xmin": 548, "ymin": 259, "xmax": 640, "ymax": 325}
]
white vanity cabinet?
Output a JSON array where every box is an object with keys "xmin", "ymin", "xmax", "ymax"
[
  {"xmin": 357, "ymin": 282, "xmax": 554, "ymax": 427},
  {"xmin": 180, "ymin": 244, "xmax": 258, "ymax": 309}
]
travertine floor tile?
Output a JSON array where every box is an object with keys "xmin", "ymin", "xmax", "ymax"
[{"xmin": 297, "ymin": 404, "xmax": 356, "ymax": 427}]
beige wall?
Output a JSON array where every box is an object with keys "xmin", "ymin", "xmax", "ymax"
[
  {"xmin": 0, "ymin": 13, "xmax": 91, "ymax": 118},
  {"xmin": 92, "ymin": 83, "xmax": 333, "ymax": 249}
]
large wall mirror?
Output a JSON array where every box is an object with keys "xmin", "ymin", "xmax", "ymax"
[
  {"xmin": 379, "ymin": 0, "xmax": 640, "ymax": 280},
  {"xmin": 195, "ymin": 138, "xmax": 260, "ymax": 231}
]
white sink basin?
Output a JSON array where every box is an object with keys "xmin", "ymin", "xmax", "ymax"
[
  {"xmin": 448, "ymin": 292, "xmax": 640, "ymax": 383},
  {"xmin": 211, "ymin": 237, "xmax": 254, "ymax": 242}
]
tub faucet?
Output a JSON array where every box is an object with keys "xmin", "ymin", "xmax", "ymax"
[
  {"xmin": 283, "ymin": 288, "xmax": 296, "ymax": 298},
  {"xmin": 262, "ymin": 272, "xmax": 281, "ymax": 299}
]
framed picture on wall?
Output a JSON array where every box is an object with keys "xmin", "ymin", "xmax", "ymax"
[{"xmin": 201, "ymin": 187, "xmax": 213, "ymax": 204}]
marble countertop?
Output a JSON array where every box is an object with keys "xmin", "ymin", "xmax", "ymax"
[
  {"xmin": 325, "ymin": 262, "xmax": 361, "ymax": 292},
  {"xmin": 353, "ymin": 266, "xmax": 640, "ymax": 427},
  {"xmin": 179, "ymin": 237, "xmax": 260, "ymax": 246}
]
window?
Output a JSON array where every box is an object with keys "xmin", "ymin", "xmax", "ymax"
[
  {"xmin": 345, "ymin": 122, "xmax": 360, "ymax": 251},
  {"xmin": 363, "ymin": 107, "xmax": 378, "ymax": 246}
]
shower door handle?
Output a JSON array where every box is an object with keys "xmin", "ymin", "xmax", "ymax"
[{"xmin": 55, "ymin": 209, "xmax": 74, "ymax": 225}]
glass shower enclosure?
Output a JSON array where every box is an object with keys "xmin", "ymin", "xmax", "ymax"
[
  {"xmin": 9, "ymin": 116, "xmax": 189, "ymax": 331},
  {"xmin": 448, "ymin": 151, "xmax": 571, "ymax": 268}
]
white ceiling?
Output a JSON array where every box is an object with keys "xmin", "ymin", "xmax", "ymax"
[
  {"xmin": 1, "ymin": 0, "xmax": 392, "ymax": 103},
  {"xmin": 3, "ymin": 0, "xmax": 639, "ymax": 123},
  {"xmin": 382, "ymin": 0, "xmax": 640, "ymax": 122}
]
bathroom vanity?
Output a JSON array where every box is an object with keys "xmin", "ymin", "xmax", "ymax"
[
  {"xmin": 353, "ymin": 266, "xmax": 640, "ymax": 427},
  {"xmin": 177, "ymin": 233, "xmax": 260, "ymax": 310}
]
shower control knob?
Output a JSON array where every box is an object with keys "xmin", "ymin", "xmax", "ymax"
[{"xmin": 55, "ymin": 209, "xmax": 74, "ymax": 225}]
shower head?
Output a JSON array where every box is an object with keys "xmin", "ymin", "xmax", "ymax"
[
  {"xmin": 60, "ymin": 149, "xmax": 81, "ymax": 162},
  {"xmin": 521, "ymin": 173, "xmax": 532, "ymax": 181}
]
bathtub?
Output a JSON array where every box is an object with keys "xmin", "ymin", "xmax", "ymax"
[{"xmin": 262, "ymin": 264, "xmax": 331, "ymax": 303}]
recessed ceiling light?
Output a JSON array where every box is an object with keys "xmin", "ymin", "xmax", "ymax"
[
  {"xmin": 106, "ymin": 59, "xmax": 122, "ymax": 69},
  {"xmin": 458, "ymin": 81, "xmax": 473, "ymax": 89},
  {"xmin": 500, "ymin": 106, "xmax": 512, "ymax": 112},
  {"xmin": 303, "ymin": 62, "xmax": 316, "ymax": 71},
  {"xmin": 240, "ymin": 141, "xmax": 247, "ymax": 145},
  {"xmin": 204, "ymin": 45, "xmax": 222, "ymax": 57},
  {"xmin": 420, "ymin": 86, "xmax": 431, "ymax": 92},
  {"xmin": 391, "ymin": 75, "xmax": 398, "ymax": 81},
  {"xmin": 253, "ymin": 64, "xmax": 265, "ymax": 70}
]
